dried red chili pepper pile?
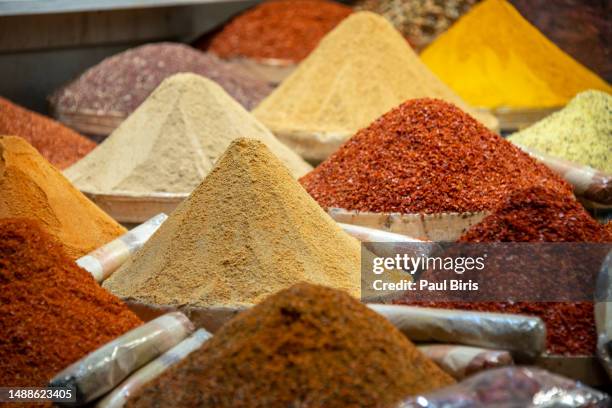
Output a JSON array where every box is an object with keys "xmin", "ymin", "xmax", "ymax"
[
  {"xmin": 398, "ymin": 187, "xmax": 611, "ymax": 355},
  {"xmin": 202, "ymin": 0, "xmax": 352, "ymax": 62},
  {"xmin": 300, "ymin": 98, "xmax": 571, "ymax": 214},
  {"xmin": 0, "ymin": 218, "xmax": 142, "ymax": 389},
  {"xmin": 0, "ymin": 97, "xmax": 95, "ymax": 170},
  {"xmin": 127, "ymin": 283, "xmax": 454, "ymax": 408}
]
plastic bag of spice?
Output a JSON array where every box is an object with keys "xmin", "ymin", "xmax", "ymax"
[
  {"xmin": 518, "ymin": 145, "xmax": 612, "ymax": 207},
  {"xmin": 417, "ymin": 344, "xmax": 513, "ymax": 380},
  {"xmin": 76, "ymin": 213, "xmax": 167, "ymax": 282},
  {"xmin": 396, "ymin": 367, "xmax": 611, "ymax": 408},
  {"xmin": 97, "ymin": 328, "xmax": 211, "ymax": 408},
  {"xmin": 369, "ymin": 304, "xmax": 545, "ymax": 360},
  {"xmin": 595, "ymin": 251, "xmax": 612, "ymax": 379},
  {"xmin": 50, "ymin": 312, "xmax": 193, "ymax": 405}
]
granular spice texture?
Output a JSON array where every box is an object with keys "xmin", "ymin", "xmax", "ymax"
[
  {"xmin": 510, "ymin": 90, "xmax": 611, "ymax": 172},
  {"xmin": 401, "ymin": 187, "xmax": 611, "ymax": 355},
  {"xmin": 0, "ymin": 136, "xmax": 126, "ymax": 259},
  {"xmin": 50, "ymin": 43, "xmax": 272, "ymax": 121},
  {"xmin": 421, "ymin": 0, "xmax": 612, "ymax": 108},
  {"xmin": 204, "ymin": 0, "xmax": 352, "ymax": 62},
  {"xmin": 0, "ymin": 96, "xmax": 95, "ymax": 169},
  {"xmin": 127, "ymin": 284, "xmax": 454, "ymax": 408},
  {"xmin": 300, "ymin": 99, "xmax": 571, "ymax": 214},
  {"xmin": 253, "ymin": 11, "xmax": 498, "ymax": 147},
  {"xmin": 103, "ymin": 139, "xmax": 361, "ymax": 307},
  {"xmin": 0, "ymin": 218, "xmax": 141, "ymax": 389},
  {"xmin": 65, "ymin": 73, "xmax": 310, "ymax": 194}
]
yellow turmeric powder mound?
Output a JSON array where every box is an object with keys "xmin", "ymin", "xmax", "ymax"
[{"xmin": 421, "ymin": 0, "xmax": 612, "ymax": 109}]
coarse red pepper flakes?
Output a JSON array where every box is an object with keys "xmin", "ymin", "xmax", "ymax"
[
  {"xmin": 397, "ymin": 187, "xmax": 611, "ymax": 355},
  {"xmin": 202, "ymin": 0, "xmax": 353, "ymax": 62},
  {"xmin": 300, "ymin": 99, "xmax": 572, "ymax": 215},
  {"xmin": 0, "ymin": 97, "xmax": 95, "ymax": 170},
  {"xmin": 0, "ymin": 218, "xmax": 142, "ymax": 393}
]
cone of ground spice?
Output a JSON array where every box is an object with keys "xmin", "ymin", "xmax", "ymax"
[
  {"xmin": 0, "ymin": 218, "xmax": 142, "ymax": 390},
  {"xmin": 252, "ymin": 11, "xmax": 498, "ymax": 161},
  {"xmin": 0, "ymin": 135, "xmax": 125, "ymax": 259},
  {"xmin": 300, "ymin": 98, "xmax": 571, "ymax": 215},
  {"xmin": 0, "ymin": 96, "xmax": 95, "ymax": 169},
  {"xmin": 398, "ymin": 186, "xmax": 611, "ymax": 356},
  {"xmin": 50, "ymin": 43, "xmax": 273, "ymax": 136},
  {"xmin": 201, "ymin": 0, "xmax": 352, "ymax": 63},
  {"xmin": 102, "ymin": 138, "xmax": 361, "ymax": 308},
  {"xmin": 126, "ymin": 283, "xmax": 454, "ymax": 408}
]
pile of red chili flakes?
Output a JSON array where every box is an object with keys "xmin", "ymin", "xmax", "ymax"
[
  {"xmin": 398, "ymin": 187, "xmax": 612, "ymax": 356},
  {"xmin": 300, "ymin": 98, "xmax": 572, "ymax": 215}
]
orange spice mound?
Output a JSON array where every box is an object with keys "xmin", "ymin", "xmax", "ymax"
[{"xmin": 0, "ymin": 97, "xmax": 95, "ymax": 169}]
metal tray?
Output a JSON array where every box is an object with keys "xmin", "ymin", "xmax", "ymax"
[
  {"xmin": 484, "ymin": 106, "xmax": 561, "ymax": 132},
  {"xmin": 83, "ymin": 191, "xmax": 187, "ymax": 223}
]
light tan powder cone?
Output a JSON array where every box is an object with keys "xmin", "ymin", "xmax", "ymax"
[
  {"xmin": 253, "ymin": 12, "xmax": 498, "ymax": 159},
  {"xmin": 65, "ymin": 73, "xmax": 311, "ymax": 195},
  {"xmin": 0, "ymin": 135, "xmax": 126, "ymax": 259},
  {"xmin": 103, "ymin": 139, "xmax": 361, "ymax": 308}
]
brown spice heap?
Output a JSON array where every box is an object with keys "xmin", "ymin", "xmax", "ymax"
[
  {"xmin": 0, "ymin": 218, "xmax": 142, "ymax": 388},
  {"xmin": 0, "ymin": 96, "xmax": 95, "ymax": 169},
  {"xmin": 300, "ymin": 98, "xmax": 571, "ymax": 214},
  {"xmin": 399, "ymin": 187, "xmax": 611, "ymax": 355},
  {"xmin": 0, "ymin": 135, "xmax": 126, "ymax": 259},
  {"xmin": 203, "ymin": 0, "xmax": 352, "ymax": 62},
  {"xmin": 50, "ymin": 43, "xmax": 273, "ymax": 121},
  {"xmin": 127, "ymin": 284, "xmax": 454, "ymax": 408}
]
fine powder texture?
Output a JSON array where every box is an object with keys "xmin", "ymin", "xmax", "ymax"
[
  {"xmin": 509, "ymin": 90, "xmax": 612, "ymax": 172},
  {"xmin": 300, "ymin": 99, "xmax": 571, "ymax": 214},
  {"xmin": 253, "ymin": 12, "xmax": 498, "ymax": 141},
  {"xmin": 0, "ymin": 218, "xmax": 141, "ymax": 389},
  {"xmin": 65, "ymin": 73, "xmax": 311, "ymax": 194},
  {"xmin": 50, "ymin": 43, "xmax": 273, "ymax": 119},
  {"xmin": 126, "ymin": 284, "xmax": 454, "ymax": 408},
  {"xmin": 420, "ymin": 0, "xmax": 612, "ymax": 108},
  {"xmin": 203, "ymin": 0, "xmax": 352, "ymax": 62},
  {"xmin": 0, "ymin": 136, "xmax": 126, "ymax": 259},
  {"xmin": 103, "ymin": 139, "xmax": 361, "ymax": 307},
  {"xmin": 0, "ymin": 96, "xmax": 95, "ymax": 169},
  {"xmin": 404, "ymin": 187, "xmax": 611, "ymax": 355}
]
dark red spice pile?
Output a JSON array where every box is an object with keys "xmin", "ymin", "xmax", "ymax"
[
  {"xmin": 0, "ymin": 218, "xmax": 142, "ymax": 389},
  {"xmin": 300, "ymin": 98, "xmax": 572, "ymax": 214},
  {"xmin": 50, "ymin": 43, "xmax": 273, "ymax": 119},
  {"xmin": 398, "ymin": 187, "xmax": 611, "ymax": 355},
  {"xmin": 202, "ymin": 0, "xmax": 352, "ymax": 62},
  {"xmin": 0, "ymin": 97, "xmax": 95, "ymax": 169}
]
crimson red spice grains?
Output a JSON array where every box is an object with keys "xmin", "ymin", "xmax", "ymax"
[
  {"xmin": 399, "ymin": 187, "xmax": 611, "ymax": 355},
  {"xmin": 127, "ymin": 284, "xmax": 454, "ymax": 408},
  {"xmin": 0, "ymin": 97, "xmax": 95, "ymax": 169},
  {"xmin": 300, "ymin": 98, "xmax": 571, "ymax": 214},
  {"xmin": 50, "ymin": 43, "xmax": 272, "ymax": 121},
  {"xmin": 0, "ymin": 218, "xmax": 142, "ymax": 388},
  {"xmin": 203, "ymin": 0, "xmax": 352, "ymax": 62}
]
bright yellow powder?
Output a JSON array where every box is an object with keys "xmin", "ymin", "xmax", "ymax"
[{"xmin": 421, "ymin": 0, "xmax": 612, "ymax": 109}]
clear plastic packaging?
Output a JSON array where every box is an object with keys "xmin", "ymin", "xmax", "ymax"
[
  {"xmin": 417, "ymin": 344, "xmax": 513, "ymax": 379},
  {"xmin": 397, "ymin": 367, "xmax": 611, "ymax": 407},
  {"xmin": 76, "ymin": 213, "xmax": 167, "ymax": 282},
  {"xmin": 595, "ymin": 251, "xmax": 612, "ymax": 379},
  {"xmin": 369, "ymin": 304, "xmax": 546, "ymax": 360},
  {"xmin": 97, "ymin": 329, "xmax": 212, "ymax": 408},
  {"xmin": 49, "ymin": 312, "xmax": 193, "ymax": 405}
]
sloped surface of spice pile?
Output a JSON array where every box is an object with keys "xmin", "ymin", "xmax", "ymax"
[
  {"xmin": 300, "ymin": 98, "xmax": 571, "ymax": 214},
  {"xmin": 398, "ymin": 187, "xmax": 611, "ymax": 355},
  {"xmin": 0, "ymin": 135, "xmax": 126, "ymax": 259},
  {"xmin": 50, "ymin": 43, "xmax": 272, "ymax": 120},
  {"xmin": 203, "ymin": 0, "xmax": 352, "ymax": 62},
  {"xmin": 0, "ymin": 96, "xmax": 95, "ymax": 169},
  {"xmin": 0, "ymin": 218, "xmax": 142, "ymax": 389},
  {"xmin": 127, "ymin": 283, "xmax": 454, "ymax": 408}
]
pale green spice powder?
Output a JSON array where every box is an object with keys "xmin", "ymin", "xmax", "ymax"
[{"xmin": 509, "ymin": 90, "xmax": 611, "ymax": 172}]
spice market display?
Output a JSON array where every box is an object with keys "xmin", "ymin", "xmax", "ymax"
[{"xmin": 1, "ymin": 0, "xmax": 611, "ymax": 406}]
